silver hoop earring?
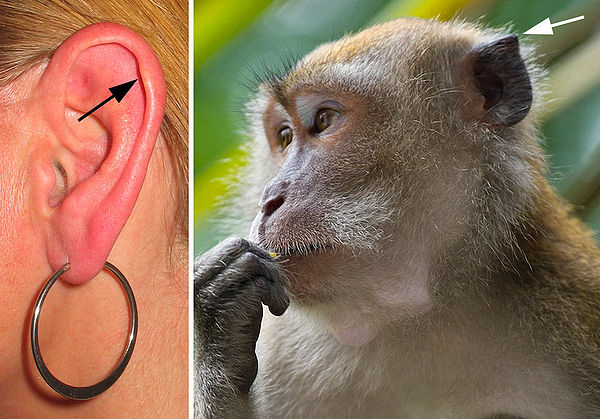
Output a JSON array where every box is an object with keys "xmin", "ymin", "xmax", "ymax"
[{"xmin": 30, "ymin": 262, "xmax": 138, "ymax": 400}]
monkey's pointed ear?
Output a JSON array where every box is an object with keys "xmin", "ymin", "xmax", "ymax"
[{"xmin": 461, "ymin": 35, "xmax": 532, "ymax": 127}]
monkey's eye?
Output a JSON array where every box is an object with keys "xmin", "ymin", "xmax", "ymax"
[
  {"xmin": 314, "ymin": 109, "xmax": 339, "ymax": 133},
  {"xmin": 277, "ymin": 126, "xmax": 293, "ymax": 151}
]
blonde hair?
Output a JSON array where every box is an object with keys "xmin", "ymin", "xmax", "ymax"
[{"xmin": 0, "ymin": 0, "xmax": 188, "ymax": 240}]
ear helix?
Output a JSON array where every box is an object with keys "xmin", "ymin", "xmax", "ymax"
[{"xmin": 469, "ymin": 35, "xmax": 532, "ymax": 126}]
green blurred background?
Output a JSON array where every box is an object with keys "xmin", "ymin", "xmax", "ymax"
[{"xmin": 194, "ymin": 0, "xmax": 600, "ymax": 254}]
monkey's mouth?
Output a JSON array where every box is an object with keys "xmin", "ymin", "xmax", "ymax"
[{"xmin": 270, "ymin": 243, "xmax": 333, "ymax": 258}]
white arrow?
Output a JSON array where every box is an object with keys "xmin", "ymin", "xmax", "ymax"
[{"xmin": 524, "ymin": 15, "xmax": 585, "ymax": 35}]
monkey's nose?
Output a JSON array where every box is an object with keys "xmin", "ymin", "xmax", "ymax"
[{"xmin": 262, "ymin": 196, "xmax": 284, "ymax": 217}]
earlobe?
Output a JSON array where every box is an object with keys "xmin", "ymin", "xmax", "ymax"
[{"xmin": 32, "ymin": 22, "xmax": 166, "ymax": 284}]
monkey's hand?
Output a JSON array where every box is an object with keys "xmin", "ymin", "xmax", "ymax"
[{"xmin": 194, "ymin": 237, "xmax": 289, "ymax": 419}]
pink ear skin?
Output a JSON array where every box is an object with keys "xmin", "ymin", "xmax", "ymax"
[{"xmin": 33, "ymin": 22, "xmax": 166, "ymax": 284}]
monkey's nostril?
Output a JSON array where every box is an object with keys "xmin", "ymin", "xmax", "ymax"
[{"xmin": 263, "ymin": 196, "xmax": 284, "ymax": 217}]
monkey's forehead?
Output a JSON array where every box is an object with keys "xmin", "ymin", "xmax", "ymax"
[
  {"xmin": 262, "ymin": 18, "xmax": 491, "ymax": 98},
  {"xmin": 305, "ymin": 19, "xmax": 477, "ymax": 63}
]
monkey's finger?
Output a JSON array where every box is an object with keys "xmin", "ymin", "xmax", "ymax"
[
  {"xmin": 227, "ymin": 253, "xmax": 288, "ymax": 312},
  {"xmin": 219, "ymin": 250, "xmax": 286, "ymax": 289},
  {"xmin": 255, "ymin": 276, "xmax": 290, "ymax": 316},
  {"xmin": 244, "ymin": 241, "xmax": 276, "ymax": 260},
  {"xmin": 197, "ymin": 250, "xmax": 285, "ymax": 301},
  {"xmin": 194, "ymin": 237, "xmax": 252, "ymax": 286}
]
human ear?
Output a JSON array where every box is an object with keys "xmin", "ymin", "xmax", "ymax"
[{"xmin": 31, "ymin": 22, "xmax": 166, "ymax": 284}]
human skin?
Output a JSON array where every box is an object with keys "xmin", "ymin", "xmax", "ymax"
[{"xmin": 0, "ymin": 24, "xmax": 187, "ymax": 417}]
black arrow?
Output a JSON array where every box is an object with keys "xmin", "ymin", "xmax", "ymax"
[{"xmin": 77, "ymin": 79, "xmax": 137, "ymax": 122}]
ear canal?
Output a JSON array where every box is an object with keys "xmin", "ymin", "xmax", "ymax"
[{"xmin": 470, "ymin": 34, "xmax": 532, "ymax": 126}]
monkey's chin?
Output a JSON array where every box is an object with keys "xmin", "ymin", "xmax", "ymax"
[{"xmin": 274, "ymin": 249, "xmax": 343, "ymax": 303}]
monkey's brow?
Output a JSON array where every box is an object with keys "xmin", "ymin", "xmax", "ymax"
[{"xmin": 267, "ymin": 77, "xmax": 289, "ymax": 107}]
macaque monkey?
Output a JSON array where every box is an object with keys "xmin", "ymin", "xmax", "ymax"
[{"xmin": 195, "ymin": 18, "xmax": 600, "ymax": 418}]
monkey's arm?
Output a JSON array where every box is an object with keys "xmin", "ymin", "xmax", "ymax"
[{"xmin": 194, "ymin": 237, "xmax": 289, "ymax": 418}]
